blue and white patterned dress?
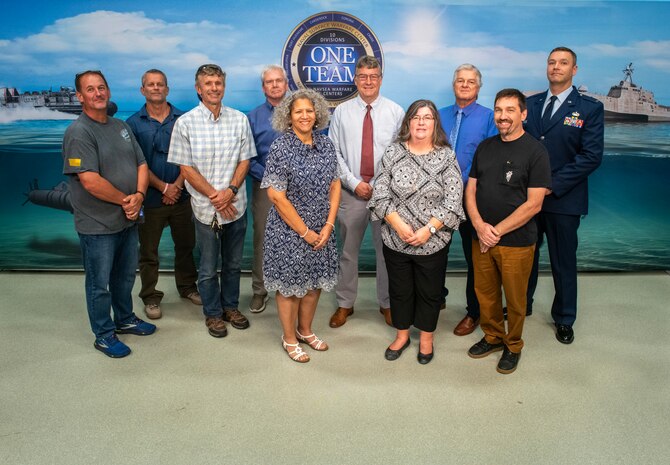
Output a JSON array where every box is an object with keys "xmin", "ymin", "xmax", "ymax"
[{"xmin": 261, "ymin": 131, "xmax": 339, "ymax": 297}]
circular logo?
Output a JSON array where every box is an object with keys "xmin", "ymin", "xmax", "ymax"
[{"xmin": 282, "ymin": 11, "xmax": 384, "ymax": 108}]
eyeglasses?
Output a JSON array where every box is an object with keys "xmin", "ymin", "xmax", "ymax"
[
  {"xmin": 355, "ymin": 74, "xmax": 381, "ymax": 82},
  {"xmin": 411, "ymin": 115, "xmax": 435, "ymax": 122}
]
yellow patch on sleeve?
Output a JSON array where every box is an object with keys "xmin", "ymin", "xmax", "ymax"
[{"xmin": 68, "ymin": 158, "xmax": 81, "ymax": 167}]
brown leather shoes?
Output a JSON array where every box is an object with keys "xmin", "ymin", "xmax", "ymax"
[
  {"xmin": 379, "ymin": 307, "xmax": 392, "ymax": 327},
  {"xmin": 329, "ymin": 307, "xmax": 354, "ymax": 328},
  {"xmin": 453, "ymin": 315, "xmax": 480, "ymax": 336}
]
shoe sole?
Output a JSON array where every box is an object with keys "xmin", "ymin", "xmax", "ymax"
[
  {"xmin": 223, "ymin": 319, "xmax": 250, "ymax": 330},
  {"xmin": 94, "ymin": 344, "xmax": 131, "ymax": 358},
  {"xmin": 144, "ymin": 308, "xmax": 162, "ymax": 320},
  {"xmin": 468, "ymin": 345, "xmax": 504, "ymax": 359},
  {"xmin": 497, "ymin": 364, "xmax": 518, "ymax": 374},
  {"xmin": 329, "ymin": 309, "xmax": 354, "ymax": 328},
  {"xmin": 249, "ymin": 295, "xmax": 269, "ymax": 313},
  {"xmin": 115, "ymin": 328, "xmax": 156, "ymax": 336},
  {"xmin": 208, "ymin": 329, "xmax": 228, "ymax": 338}
]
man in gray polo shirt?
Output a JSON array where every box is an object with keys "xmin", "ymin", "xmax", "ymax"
[{"xmin": 63, "ymin": 70, "xmax": 155, "ymax": 358}]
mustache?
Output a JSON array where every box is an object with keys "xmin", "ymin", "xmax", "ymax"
[{"xmin": 496, "ymin": 119, "xmax": 512, "ymax": 124}]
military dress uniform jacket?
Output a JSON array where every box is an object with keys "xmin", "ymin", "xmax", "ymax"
[{"xmin": 524, "ymin": 87, "xmax": 604, "ymax": 216}]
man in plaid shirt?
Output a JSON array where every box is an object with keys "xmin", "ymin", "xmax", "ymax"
[{"xmin": 168, "ymin": 64, "xmax": 256, "ymax": 338}]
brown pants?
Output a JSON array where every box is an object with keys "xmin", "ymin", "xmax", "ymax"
[{"xmin": 472, "ymin": 240, "xmax": 535, "ymax": 353}]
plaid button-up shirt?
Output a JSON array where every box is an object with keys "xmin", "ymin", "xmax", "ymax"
[{"xmin": 169, "ymin": 102, "xmax": 256, "ymax": 225}]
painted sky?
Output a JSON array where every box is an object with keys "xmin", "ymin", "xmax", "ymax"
[{"xmin": 1, "ymin": 0, "xmax": 669, "ymax": 112}]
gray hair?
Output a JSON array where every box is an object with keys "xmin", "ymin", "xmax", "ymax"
[
  {"xmin": 272, "ymin": 88, "xmax": 330, "ymax": 133},
  {"xmin": 141, "ymin": 69, "xmax": 168, "ymax": 87},
  {"xmin": 452, "ymin": 63, "xmax": 482, "ymax": 87},
  {"xmin": 261, "ymin": 64, "xmax": 287, "ymax": 83},
  {"xmin": 356, "ymin": 55, "xmax": 381, "ymax": 72}
]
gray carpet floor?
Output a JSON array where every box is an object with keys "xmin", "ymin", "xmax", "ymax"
[{"xmin": 1, "ymin": 271, "xmax": 668, "ymax": 465}]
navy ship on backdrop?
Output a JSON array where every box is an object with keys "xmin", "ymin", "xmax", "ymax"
[
  {"xmin": 578, "ymin": 63, "xmax": 670, "ymax": 122},
  {"xmin": 1, "ymin": 86, "xmax": 82, "ymax": 114}
]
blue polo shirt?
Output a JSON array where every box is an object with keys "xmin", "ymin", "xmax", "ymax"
[
  {"xmin": 247, "ymin": 99, "xmax": 282, "ymax": 182},
  {"xmin": 126, "ymin": 103, "xmax": 187, "ymax": 208},
  {"xmin": 439, "ymin": 101, "xmax": 498, "ymax": 185}
]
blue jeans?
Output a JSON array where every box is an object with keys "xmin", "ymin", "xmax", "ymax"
[
  {"xmin": 79, "ymin": 225, "xmax": 139, "ymax": 339},
  {"xmin": 194, "ymin": 212, "xmax": 247, "ymax": 317}
]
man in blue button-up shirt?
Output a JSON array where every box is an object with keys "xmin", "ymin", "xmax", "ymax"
[
  {"xmin": 127, "ymin": 69, "xmax": 200, "ymax": 320},
  {"xmin": 439, "ymin": 64, "xmax": 498, "ymax": 337},
  {"xmin": 246, "ymin": 65, "xmax": 289, "ymax": 314}
]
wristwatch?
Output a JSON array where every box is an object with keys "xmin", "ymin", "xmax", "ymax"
[
  {"xmin": 428, "ymin": 225, "xmax": 437, "ymax": 235},
  {"xmin": 228, "ymin": 185, "xmax": 239, "ymax": 195}
]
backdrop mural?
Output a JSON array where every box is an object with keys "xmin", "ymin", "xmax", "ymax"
[{"xmin": 1, "ymin": 0, "xmax": 669, "ymax": 271}]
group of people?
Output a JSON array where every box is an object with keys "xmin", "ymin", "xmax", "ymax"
[{"xmin": 62, "ymin": 45, "xmax": 603, "ymax": 374}]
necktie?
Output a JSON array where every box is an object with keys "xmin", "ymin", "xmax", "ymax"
[
  {"xmin": 449, "ymin": 109, "xmax": 463, "ymax": 149},
  {"xmin": 541, "ymin": 95, "xmax": 558, "ymax": 131},
  {"xmin": 360, "ymin": 104, "xmax": 374, "ymax": 183}
]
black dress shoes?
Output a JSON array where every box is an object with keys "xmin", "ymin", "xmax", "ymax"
[
  {"xmin": 417, "ymin": 346, "xmax": 434, "ymax": 365},
  {"xmin": 555, "ymin": 324, "xmax": 574, "ymax": 344},
  {"xmin": 468, "ymin": 337, "xmax": 504, "ymax": 359},
  {"xmin": 385, "ymin": 339, "xmax": 410, "ymax": 361},
  {"xmin": 496, "ymin": 347, "xmax": 521, "ymax": 374}
]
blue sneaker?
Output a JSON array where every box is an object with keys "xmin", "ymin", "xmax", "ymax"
[
  {"xmin": 94, "ymin": 334, "xmax": 131, "ymax": 358},
  {"xmin": 115, "ymin": 316, "xmax": 156, "ymax": 336}
]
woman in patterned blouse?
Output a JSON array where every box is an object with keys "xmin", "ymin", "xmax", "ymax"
[
  {"xmin": 368, "ymin": 99, "xmax": 465, "ymax": 364},
  {"xmin": 261, "ymin": 89, "xmax": 341, "ymax": 363}
]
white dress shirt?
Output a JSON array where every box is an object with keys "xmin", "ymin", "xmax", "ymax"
[{"xmin": 328, "ymin": 95, "xmax": 404, "ymax": 192}]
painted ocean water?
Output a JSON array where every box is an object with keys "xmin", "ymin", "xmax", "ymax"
[{"xmin": 1, "ymin": 109, "xmax": 669, "ymax": 271}]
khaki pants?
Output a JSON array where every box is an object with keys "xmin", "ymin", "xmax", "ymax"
[{"xmin": 472, "ymin": 240, "xmax": 535, "ymax": 353}]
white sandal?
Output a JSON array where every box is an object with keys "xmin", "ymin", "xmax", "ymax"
[
  {"xmin": 282, "ymin": 336, "xmax": 310, "ymax": 363},
  {"xmin": 296, "ymin": 330, "xmax": 329, "ymax": 351}
]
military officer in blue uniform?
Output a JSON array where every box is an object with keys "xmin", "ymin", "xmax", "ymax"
[{"xmin": 524, "ymin": 46, "xmax": 604, "ymax": 344}]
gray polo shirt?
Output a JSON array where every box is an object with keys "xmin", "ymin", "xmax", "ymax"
[{"xmin": 62, "ymin": 113, "xmax": 146, "ymax": 234}]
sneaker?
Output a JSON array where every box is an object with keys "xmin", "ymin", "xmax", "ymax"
[
  {"xmin": 223, "ymin": 309, "xmax": 250, "ymax": 329},
  {"xmin": 249, "ymin": 294, "xmax": 269, "ymax": 313},
  {"xmin": 468, "ymin": 337, "xmax": 504, "ymax": 359},
  {"xmin": 497, "ymin": 347, "xmax": 521, "ymax": 374},
  {"xmin": 205, "ymin": 316, "xmax": 228, "ymax": 338},
  {"xmin": 184, "ymin": 291, "xmax": 202, "ymax": 305},
  {"xmin": 115, "ymin": 316, "xmax": 157, "ymax": 335},
  {"xmin": 144, "ymin": 303, "xmax": 162, "ymax": 320},
  {"xmin": 94, "ymin": 334, "xmax": 131, "ymax": 358}
]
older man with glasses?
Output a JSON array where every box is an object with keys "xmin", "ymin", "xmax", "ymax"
[
  {"xmin": 438, "ymin": 64, "xmax": 498, "ymax": 337},
  {"xmin": 168, "ymin": 64, "xmax": 257, "ymax": 338},
  {"xmin": 328, "ymin": 55, "xmax": 404, "ymax": 329}
]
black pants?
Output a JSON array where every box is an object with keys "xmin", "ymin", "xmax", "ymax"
[{"xmin": 383, "ymin": 244, "xmax": 448, "ymax": 332}]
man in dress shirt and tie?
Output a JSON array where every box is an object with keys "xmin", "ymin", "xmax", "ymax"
[
  {"xmin": 246, "ymin": 65, "xmax": 289, "ymax": 314},
  {"xmin": 524, "ymin": 47, "xmax": 604, "ymax": 344},
  {"xmin": 328, "ymin": 55, "xmax": 404, "ymax": 328},
  {"xmin": 439, "ymin": 64, "xmax": 498, "ymax": 336}
]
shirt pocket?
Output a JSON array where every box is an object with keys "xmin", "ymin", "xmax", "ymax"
[{"xmin": 499, "ymin": 161, "xmax": 527, "ymax": 188}]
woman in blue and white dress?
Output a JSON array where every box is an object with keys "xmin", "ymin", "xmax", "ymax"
[{"xmin": 261, "ymin": 89, "xmax": 341, "ymax": 363}]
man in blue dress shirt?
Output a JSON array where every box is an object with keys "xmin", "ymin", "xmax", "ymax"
[
  {"xmin": 246, "ymin": 65, "xmax": 289, "ymax": 314},
  {"xmin": 126, "ymin": 69, "xmax": 201, "ymax": 320},
  {"xmin": 439, "ymin": 64, "xmax": 498, "ymax": 336}
]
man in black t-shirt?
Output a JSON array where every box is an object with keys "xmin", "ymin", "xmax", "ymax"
[{"xmin": 464, "ymin": 88, "xmax": 551, "ymax": 374}]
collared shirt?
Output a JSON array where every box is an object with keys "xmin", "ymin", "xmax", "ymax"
[
  {"xmin": 541, "ymin": 86, "xmax": 573, "ymax": 118},
  {"xmin": 328, "ymin": 94, "xmax": 404, "ymax": 192},
  {"xmin": 247, "ymin": 99, "xmax": 282, "ymax": 182},
  {"xmin": 439, "ymin": 101, "xmax": 498, "ymax": 185},
  {"xmin": 126, "ymin": 103, "xmax": 187, "ymax": 208},
  {"xmin": 168, "ymin": 101, "xmax": 257, "ymax": 225}
]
